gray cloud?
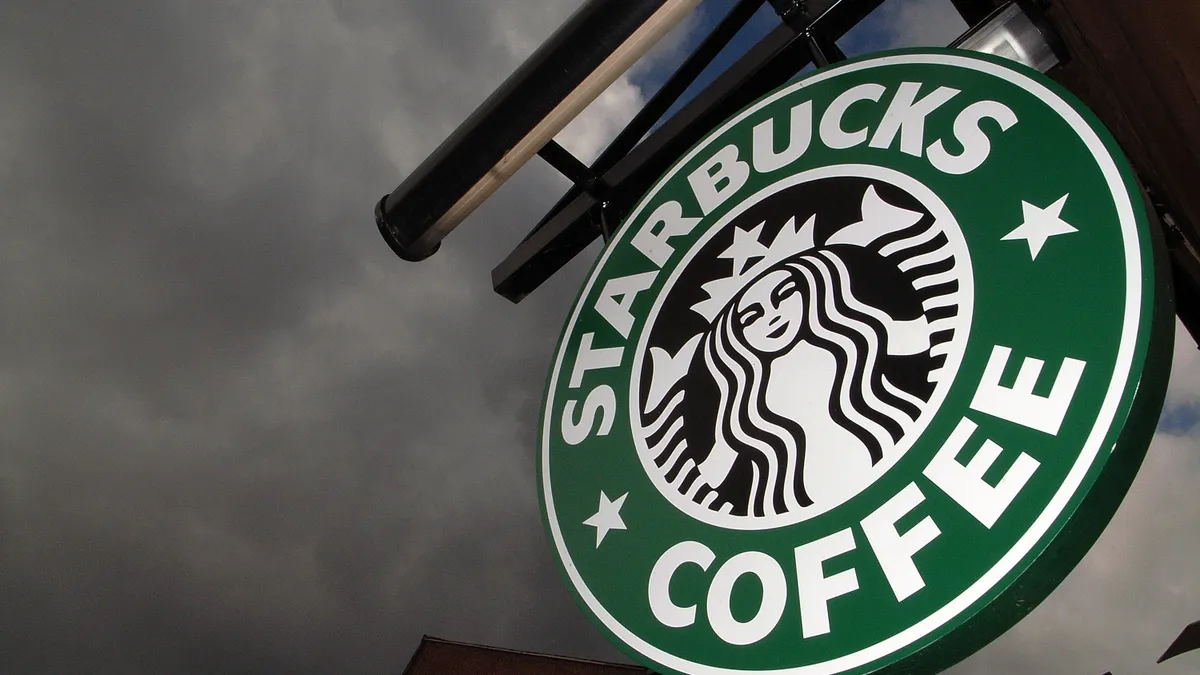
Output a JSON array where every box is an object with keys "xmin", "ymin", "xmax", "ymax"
[
  {"xmin": 0, "ymin": 1, "xmax": 1196, "ymax": 674},
  {"xmin": 0, "ymin": 0, "xmax": 622, "ymax": 672}
]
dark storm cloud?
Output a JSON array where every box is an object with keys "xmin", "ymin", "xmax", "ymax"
[{"xmin": 0, "ymin": 0, "xmax": 626, "ymax": 672}]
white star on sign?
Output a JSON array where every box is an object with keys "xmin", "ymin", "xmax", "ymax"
[
  {"xmin": 719, "ymin": 222, "xmax": 768, "ymax": 275},
  {"xmin": 1002, "ymin": 194, "xmax": 1077, "ymax": 260},
  {"xmin": 583, "ymin": 491, "xmax": 628, "ymax": 548}
]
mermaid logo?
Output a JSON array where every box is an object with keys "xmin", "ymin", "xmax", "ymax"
[{"xmin": 632, "ymin": 168, "xmax": 973, "ymax": 528}]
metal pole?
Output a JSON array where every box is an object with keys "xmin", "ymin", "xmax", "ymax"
[
  {"xmin": 374, "ymin": 0, "xmax": 701, "ymax": 261},
  {"xmin": 526, "ymin": 0, "xmax": 765, "ymax": 242}
]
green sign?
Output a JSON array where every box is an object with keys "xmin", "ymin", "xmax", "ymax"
[{"xmin": 537, "ymin": 49, "xmax": 1173, "ymax": 675}]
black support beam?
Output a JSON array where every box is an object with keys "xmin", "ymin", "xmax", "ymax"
[
  {"xmin": 521, "ymin": 0, "xmax": 766, "ymax": 248},
  {"xmin": 494, "ymin": 0, "xmax": 888, "ymax": 302}
]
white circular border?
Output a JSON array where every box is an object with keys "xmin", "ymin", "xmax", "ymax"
[
  {"xmin": 541, "ymin": 52, "xmax": 1142, "ymax": 675},
  {"xmin": 628, "ymin": 164, "xmax": 975, "ymax": 530}
]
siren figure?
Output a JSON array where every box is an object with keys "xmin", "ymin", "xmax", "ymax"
[{"xmin": 641, "ymin": 184, "xmax": 961, "ymax": 519}]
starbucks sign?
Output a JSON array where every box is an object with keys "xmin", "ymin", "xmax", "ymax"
[{"xmin": 537, "ymin": 50, "xmax": 1172, "ymax": 675}]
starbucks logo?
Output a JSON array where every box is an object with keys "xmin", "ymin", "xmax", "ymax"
[
  {"xmin": 634, "ymin": 169, "xmax": 972, "ymax": 527},
  {"xmin": 537, "ymin": 51, "xmax": 1172, "ymax": 675}
]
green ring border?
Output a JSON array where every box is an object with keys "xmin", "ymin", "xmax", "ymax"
[{"xmin": 534, "ymin": 46, "xmax": 1175, "ymax": 675}]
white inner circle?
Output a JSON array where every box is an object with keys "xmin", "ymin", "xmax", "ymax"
[{"xmin": 629, "ymin": 165, "xmax": 974, "ymax": 530}]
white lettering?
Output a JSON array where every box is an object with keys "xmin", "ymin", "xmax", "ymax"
[
  {"xmin": 631, "ymin": 200, "xmax": 702, "ymax": 268},
  {"xmin": 869, "ymin": 82, "xmax": 960, "ymax": 157},
  {"xmin": 861, "ymin": 483, "xmax": 941, "ymax": 602},
  {"xmin": 927, "ymin": 100, "xmax": 1018, "ymax": 175},
  {"xmin": 819, "ymin": 83, "xmax": 887, "ymax": 150},
  {"xmin": 561, "ymin": 386, "xmax": 616, "ymax": 446},
  {"xmin": 752, "ymin": 101, "xmax": 814, "ymax": 173},
  {"xmin": 649, "ymin": 541, "xmax": 715, "ymax": 628},
  {"xmin": 793, "ymin": 528, "xmax": 859, "ymax": 638},
  {"xmin": 688, "ymin": 144, "xmax": 751, "ymax": 216},
  {"xmin": 595, "ymin": 272, "xmax": 657, "ymax": 339},
  {"xmin": 924, "ymin": 417, "xmax": 1040, "ymax": 528},
  {"xmin": 969, "ymin": 345, "xmax": 1086, "ymax": 435},
  {"xmin": 707, "ymin": 551, "xmax": 788, "ymax": 646},
  {"xmin": 569, "ymin": 333, "xmax": 623, "ymax": 389}
]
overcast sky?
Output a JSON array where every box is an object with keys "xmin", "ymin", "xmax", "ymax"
[{"xmin": 0, "ymin": 0, "xmax": 1196, "ymax": 673}]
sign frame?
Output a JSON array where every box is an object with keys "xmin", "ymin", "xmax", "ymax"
[{"xmin": 537, "ymin": 48, "xmax": 1174, "ymax": 675}]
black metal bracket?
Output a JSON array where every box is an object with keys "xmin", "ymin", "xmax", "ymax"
[
  {"xmin": 768, "ymin": 0, "xmax": 849, "ymax": 68},
  {"xmin": 597, "ymin": 201, "xmax": 619, "ymax": 243},
  {"xmin": 519, "ymin": 0, "xmax": 767, "ymax": 250},
  {"xmin": 766, "ymin": 0, "xmax": 842, "ymax": 29},
  {"xmin": 766, "ymin": 0, "xmax": 807, "ymax": 26},
  {"xmin": 492, "ymin": 0, "xmax": 891, "ymax": 302},
  {"xmin": 802, "ymin": 29, "xmax": 847, "ymax": 67},
  {"xmin": 537, "ymin": 140, "xmax": 611, "ymax": 200},
  {"xmin": 374, "ymin": 0, "xmax": 696, "ymax": 262}
]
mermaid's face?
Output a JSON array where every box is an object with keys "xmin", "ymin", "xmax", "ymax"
[{"xmin": 735, "ymin": 269, "xmax": 805, "ymax": 354}]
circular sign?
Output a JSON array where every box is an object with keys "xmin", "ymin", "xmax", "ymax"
[{"xmin": 537, "ymin": 50, "xmax": 1173, "ymax": 675}]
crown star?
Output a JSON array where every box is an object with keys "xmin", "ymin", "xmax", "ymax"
[
  {"xmin": 688, "ymin": 184, "xmax": 924, "ymax": 323},
  {"xmin": 720, "ymin": 222, "xmax": 769, "ymax": 275},
  {"xmin": 691, "ymin": 214, "xmax": 817, "ymax": 322}
]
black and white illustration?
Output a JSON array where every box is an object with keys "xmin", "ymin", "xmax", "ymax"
[{"xmin": 633, "ymin": 170, "xmax": 973, "ymax": 528}]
